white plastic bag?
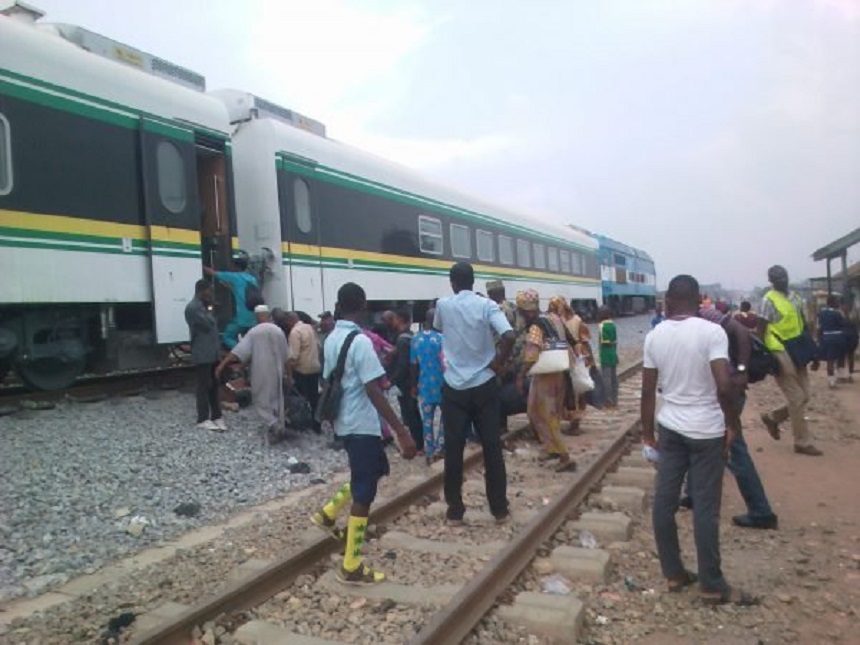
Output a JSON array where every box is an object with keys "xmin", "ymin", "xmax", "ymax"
[
  {"xmin": 570, "ymin": 356, "xmax": 595, "ymax": 394},
  {"xmin": 540, "ymin": 574, "xmax": 572, "ymax": 595}
]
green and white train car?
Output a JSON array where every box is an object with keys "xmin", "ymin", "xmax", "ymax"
[
  {"xmin": 216, "ymin": 90, "xmax": 601, "ymax": 320},
  {"xmin": 0, "ymin": 7, "xmax": 236, "ymax": 388}
]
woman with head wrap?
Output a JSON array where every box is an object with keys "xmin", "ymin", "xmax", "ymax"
[
  {"xmin": 547, "ymin": 297, "xmax": 592, "ymax": 433},
  {"xmin": 517, "ymin": 290, "xmax": 576, "ymax": 472}
]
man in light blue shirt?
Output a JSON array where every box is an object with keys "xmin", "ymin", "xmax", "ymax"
[
  {"xmin": 204, "ymin": 252, "xmax": 259, "ymax": 349},
  {"xmin": 434, "ymin": 262, "xmax": 515, "ymax": 525},
  {"xmin": 310, "ymin": 282, "xmax": 416, "ymax": 587}
]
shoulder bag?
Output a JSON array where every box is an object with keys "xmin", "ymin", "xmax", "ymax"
[
  {"xmin": 528, "ymin": 317, "xmax": 571, "ymax": 376},
  {"xmin": 315, "ymin": 330, "xmax": 360, "ymax": 423}
]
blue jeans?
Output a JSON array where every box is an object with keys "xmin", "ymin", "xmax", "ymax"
[{"xmin": 684, "ymin": 394, "xmax": 774, "ymax": 518}]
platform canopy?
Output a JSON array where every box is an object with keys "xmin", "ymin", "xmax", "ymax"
[{"xmin": 812, "ymin": 227, "xmax": 860, "ymax": 261}]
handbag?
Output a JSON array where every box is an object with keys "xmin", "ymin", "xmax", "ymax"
[
  {"xmin": 315, "ymin": 330, "xmax": 360, "ymax": 423},
  {"xmin": 570, "ymin": 355, "xmax": 595, "ymax": 393},
  {"xmin": 527, "ymin": 317, "xmax": 570, "ymax": 376},
  {"xmin": 775, "ymin": 329, "xmax": 818, "ymax": 368},
  {"xmin": 746, "ymin": 335, "xmax": 780, "ymax": 383}
]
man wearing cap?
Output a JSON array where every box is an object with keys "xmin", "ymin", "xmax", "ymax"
[
  {"xmin": 487, "ymin": 280, "xmax": 517, "ymax": 329},
  {"xmin": 204, "ymin": 251, "xmax": 260, "ymax": 350},
  {"xmin": 758, "ymin": 265, "xmax": 823, "ymax": 456},
  {"xmin": 215, "ymin": 305, "xmax": 290, "ymax": 441}
]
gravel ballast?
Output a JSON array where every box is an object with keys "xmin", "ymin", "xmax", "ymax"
[{"xmin": 0, "ymin": 391, "xmax": 341, "ymax": 602}]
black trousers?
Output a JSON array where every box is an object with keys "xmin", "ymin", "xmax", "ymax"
[
  {"xmin": 441, "ymin": 378, "xmax": 508, "ymax": 519},
  {"xmin": 195, "ymin": 363, "xmax": 221, "ymax": 423},
  {"xmin": 398, "ymin": 394, "xmax": 424, "ymax": 451},
  {"xmin": 293, "ymin": 371, "xmax": 321, "ymax": 426}
]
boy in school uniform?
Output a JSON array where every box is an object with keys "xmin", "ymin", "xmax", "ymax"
[
  {"xmin": 599, "ymin": 306, "xmax": 619, "ymax": 407},
  {"xmin": 310, "ymin": 282, "xmax": 417, "ymax": 585}
]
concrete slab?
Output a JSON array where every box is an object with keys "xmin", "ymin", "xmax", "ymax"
[
  {"xmin": 497, "ymin": 591, "xmax": 584, "ymax": 643},
  {"xmin": 56, "ymin": 566, "xmax": 127, "ymax": 596},
  {"xmin": 605, "ymin": 466, "xmax": 655, "ymax": 490},
  {"xmin": 594, "ymin": 486, "xmax": 647, "ymax": 512},
  {"xmin": 315, "ymin": 570, "xmax": 459, "ymax": 607},
  {"xmin": 0, "ymin": 592, "xmax": 70, "ymax": 625},
  {"xmin": 570, "ymin": 511, "xmax": 632, "ymax": 542},
  {"xmin": 548, "ymin": 545, "xmax": 611, "ymax": 583},
  {"xmin": 236, "ymin": 621, "xmax": 346, "ymax": 645},
  {"xmin": 380, "ymin": 531, "xmax": 504, "ymax": 558},
  {"xmin": 620, "ymin": 453, "xmax": 649, "ymax": 468}
]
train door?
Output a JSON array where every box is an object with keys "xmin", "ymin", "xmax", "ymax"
[
  {"xmin": 195, "ymin": 135, "xmax": 235, "ymax": 329},
  {"xmin": 276, "ymin": 153, "xmax": 325, "ymax": 315},
  {"xmin": 139, "ymin": 117, "xmax": 203, "ymax": 343}
]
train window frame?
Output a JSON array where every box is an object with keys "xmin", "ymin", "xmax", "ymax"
[
  {"xmin": 533, "ymin": 243, "xmax": 546, "ymax": 270},
  {"xmin": 477, "ymin": 229, "xmax": 495, "ymax": 262},
  {"xmin": 559, "ymin": 250, "xmax": 571, "ymax": 274},
  {"xmin": 0, "ymin": 113, "xmax": 11, "ymax": 196},
  {"xmin": 498, "ymin": 235, "xmax": 515, "ymax": 265},
  {"xmin": 516, "ymin": 239, "xmax": 531, "ymax": 268},
  {"xmin": 450, "ymin": 223, "xmax": 472, "ymax": 259},
  {"xmin": 570, "ymin": 251, "xmax": 581, "ymax": 275},
  {"xmin": 293, "ymin": 177, "xmax": 312, "ymax": 234},
  {"xmin": 547, "ymin": 247, "xmax": 559, "ymax": 272},
  {"xmin": 418, "ymin": 215, "xmax": 444, "ymax": 255},
  {"xmin": 155, "ymin": 140, "xmax": 187, "ymax": 214}
]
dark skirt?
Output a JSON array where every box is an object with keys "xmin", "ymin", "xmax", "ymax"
[{"xmin": 820, "ymin": 332, "xmax": 845, "ymax": 361}]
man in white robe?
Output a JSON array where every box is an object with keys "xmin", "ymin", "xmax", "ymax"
[{"xmin": 216, "ymin": 305, "xmax": 290, "ymax": 438}]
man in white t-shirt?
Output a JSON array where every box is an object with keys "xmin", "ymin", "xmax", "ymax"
[{"xmin": 641, "ymin": 275, "xmax": 757, "ymax": 606}]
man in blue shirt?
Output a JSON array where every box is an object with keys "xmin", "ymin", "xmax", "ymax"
[
  {"xmin": 310, "ymin": 282, "xmax": 416, "ymax": 586},
  {"xmin": 204, "ymin": 252, "xmax": 259, "ymax": 349},
  {"xmin": 434, "ymin": 262, "xmax": 515, "ymax": 525}
]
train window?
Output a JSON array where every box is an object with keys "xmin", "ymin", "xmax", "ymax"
[
  {"xmin": 533, "ymin": 243, "xmax": 546, "ymax": 270},
  {"xmin": 450, "ymin": 224, "xmax": 471, "ymax": 259},
  {"xmin": 547, "ymin": 247, "xmax": 559, "ymax": 272},
  {"xmin": 293, "ymin": 177, "xmax": 312, "ymax": 234},
  {"xmin": 570, "ymin": 252, "xmax": 581, "ymax": 275},
  {"xmin": 516, "ymin": 239, "xmax": 531, "ymax": 268},
  {"xmin": 418, "ymin": 216, "xmax": 444, "ymax": 255},
  {"xmin": 559, "ymin": 250, "xmax": 571, "ymax": 274},
  {"xmin": 0, "ymin": 114, "xmax": 10, "ymax": 196},
  {"xmin": 156, "ymin": 141, "xmax": 186, "ymax": 213},
  {"xmin": 499, "ymin": 235, "xmax": 515, "ymax": 265},
  {"xmin": 477, "ymin": 230, "xmax": 495, "ymax": 262}
]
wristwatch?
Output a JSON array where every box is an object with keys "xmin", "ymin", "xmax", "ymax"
[{"xmin": 737, "ymin": 364, "xmax": 747, "ymax": 373}]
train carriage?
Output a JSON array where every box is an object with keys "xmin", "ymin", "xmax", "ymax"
[
  {"xmin": 0, "ymin": 9, "xmax": 236, "ymax": 388},
  {"xmin": 217, "ymin": 91, "xmax": 602, "ymax": 319},
  {"xmin": 595, "ymin": 234, "xmax": 657, "ymax": 316}
]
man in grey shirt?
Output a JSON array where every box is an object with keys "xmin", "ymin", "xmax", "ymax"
[{"xmin": 184, "ymin": 279, "xmax": 225, "ymax": 431}]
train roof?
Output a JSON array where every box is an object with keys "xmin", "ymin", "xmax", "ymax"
[
  {"xmin": 220, "ymin": 94, "xmax": 597, "ymax": 252},
  {"xmin": 0, "ymin": 13, "xmax": 230, "ymax": 135},
  {"xmin": 593, "ymin": 233, "xmax": 654, "ymax": 262}
]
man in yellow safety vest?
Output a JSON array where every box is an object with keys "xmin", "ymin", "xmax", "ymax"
[{"xmin": 757, "ymin": 265, "xmax": 823, "ymax": 456}]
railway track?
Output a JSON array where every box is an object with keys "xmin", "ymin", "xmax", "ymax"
[
  {"xmin": 0, "ymin": 365, "xmax": 195, "ymax": 411},
  {"xmin": 127, "ymin": 362, "xmax": 646, "ymax": 645}
]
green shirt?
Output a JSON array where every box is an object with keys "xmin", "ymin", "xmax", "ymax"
[{"xmin": 599, "ymin": 320, "xmax": 618, "ymax": 367}]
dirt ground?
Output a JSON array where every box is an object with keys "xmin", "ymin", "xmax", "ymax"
[{"xmin": 581, "ymin": 368, "xmax": 860, "ymax": 645}]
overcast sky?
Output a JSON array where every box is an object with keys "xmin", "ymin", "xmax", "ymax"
[{"xmin": 35, "ymin": 0, "xmax": 860, "ymax": 289}]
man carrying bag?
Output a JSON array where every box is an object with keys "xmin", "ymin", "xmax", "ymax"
[{"xmin": 758, "ymin": 265, "xmax": 822, "ymax": 456}]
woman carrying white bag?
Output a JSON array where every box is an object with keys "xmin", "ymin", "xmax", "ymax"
[{"xmin": 516, "ymin": 290, "xmax": 577, "ymax": 473}]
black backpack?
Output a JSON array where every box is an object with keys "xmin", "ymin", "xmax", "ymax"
[
  {"xmin": 316, "ymin": 330, "xmax": 360, "ymax": 424},
  {"xmin": 746, "ymin": 335, "xmax": 780, "ymax": 383}
]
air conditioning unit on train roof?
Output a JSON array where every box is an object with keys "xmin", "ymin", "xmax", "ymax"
[
  {"xmin": 0, "ymin": 0, "xmax": 208, "ymax": 93},
  {"xmin": 210, "ymin": 89, "xmax": 326, "ymax": 137}
]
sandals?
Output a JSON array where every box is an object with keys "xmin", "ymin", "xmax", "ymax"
[
  {"xmin": 667, "ymin": 570, "xmax": 698, "ymax": 593},
  {"xmin": 310, "ymin": 511, "xmax": 346, "ymax": 542},
  {"xmin": 700, "ymin": 586, "xmax": 760, "ymax": 606},
  {"xmin": 538, "ymin": 452, "xmax": 563, "ymax": 463}
]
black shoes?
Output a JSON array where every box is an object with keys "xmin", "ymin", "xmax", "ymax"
[{"xmin": 732, "ymin": 514, "xmax": 778, "ymax": 530}]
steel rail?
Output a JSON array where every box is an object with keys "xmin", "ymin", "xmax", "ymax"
[{"xmin": 130, "ymin": 361, "xmax": 643, "ymax": 645}]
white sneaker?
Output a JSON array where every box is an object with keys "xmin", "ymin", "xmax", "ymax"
[
  {"xmin": 196, "ymin": 420, "xmax": 218, "ymax": 431},
  {"xmin": 212, "ymin": 417, "xmax": 228, "ymax": 431}
]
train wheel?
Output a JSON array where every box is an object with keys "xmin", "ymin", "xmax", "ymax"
[{"xmin": 16, "ymin": 355, "xmax": 86, "ymax": 391}]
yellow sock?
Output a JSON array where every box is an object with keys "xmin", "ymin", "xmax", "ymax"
[
  {"xmin": 343, "ymin": 515, "xmax": 368, "ymax": 573},
  {"xmin": 322, "ymin": 483, "xmax": 351, "ymax": 520}
]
